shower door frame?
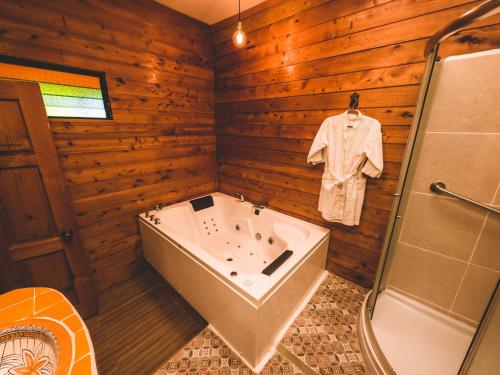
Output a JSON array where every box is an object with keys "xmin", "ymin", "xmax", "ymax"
[
  {"xmin": 363, "ymin": 1, "xmax": 500, "ymax": 373},
  {"xmin": 367, "ymin": 0, "xmax": 500, "ymax": 318}
]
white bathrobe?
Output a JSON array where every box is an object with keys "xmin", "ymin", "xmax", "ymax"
[{"xmin": 307, "ymin": 111, "xmax": 383, "ymax": 226}]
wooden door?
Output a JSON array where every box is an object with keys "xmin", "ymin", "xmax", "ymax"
[{"xmin": 0, "ymin": 80, "xmax": 97, "ymax": 318}]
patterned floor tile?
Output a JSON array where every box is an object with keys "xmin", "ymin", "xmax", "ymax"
[
  {"xmin": 154, "ymin": 327, "xmax": 303, "ymax": 375},
  {"xmin": 281, "ymin": 274, "xmax": 368, "ymax": 375},
  {"xmin": 154, "ymin": 273, "xmax": 368, "ymax": 375}
]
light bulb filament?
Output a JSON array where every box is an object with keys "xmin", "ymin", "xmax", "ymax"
[{"xmin": 232, "ymin": 21, "xmax": 247, "ymax": 48}]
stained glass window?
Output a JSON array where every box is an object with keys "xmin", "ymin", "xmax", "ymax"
[{"xmin": 0, "ymin": 56, "xmax": 112, "ymax": 119}]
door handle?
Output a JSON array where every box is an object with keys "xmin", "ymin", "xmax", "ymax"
[{"xmin": 61, "ymin": 230, "xmax": 74, "ymax": 242}]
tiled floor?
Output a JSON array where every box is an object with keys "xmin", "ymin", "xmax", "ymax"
[
  {"xmin": 155, "ymin": 273, "xmax": 368, "ymax": 375},
  {"xmin": 154, "ymin": 327, "xmax": 303, "ymax": 375},
  {"xmin": 280, "ymin": 274, "xmax": 368, "ymax": 375}
]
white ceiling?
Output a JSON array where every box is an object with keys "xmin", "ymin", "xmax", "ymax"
[{"xmin": 154, "ymin": 0, "xmax": 267, "ymax": 25}]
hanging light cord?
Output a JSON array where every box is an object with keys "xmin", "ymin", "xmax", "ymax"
[{"xmin": 232, "ymin": 0, "xmax": 247, "ymax": 48}]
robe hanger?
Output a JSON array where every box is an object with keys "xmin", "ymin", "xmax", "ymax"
[{"xmin": 347, "ymin": 92, "xmax": 360, "ymax": 115}]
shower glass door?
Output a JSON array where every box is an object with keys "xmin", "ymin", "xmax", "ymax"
[{"xmin": 367, "ymin": 47, "xmax": 500, "ymax": 375}]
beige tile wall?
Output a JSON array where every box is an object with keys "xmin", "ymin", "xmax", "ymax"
[{"xmin": 387, "ymin": 49, "xmax": 500, "ymax": 326}]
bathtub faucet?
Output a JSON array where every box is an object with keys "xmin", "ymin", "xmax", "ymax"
[{"xmin": 235, "ymin": 192, "xmax": 245, "ymax": 202}]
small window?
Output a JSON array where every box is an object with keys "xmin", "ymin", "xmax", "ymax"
[{"xmin": 0, "ymin": 55, "xmax": 112, "ymax": 119}]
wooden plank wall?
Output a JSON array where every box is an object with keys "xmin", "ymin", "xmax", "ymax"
[
  {"xmin": 1, "ymin": 0, "xmax": 498, "ymax": 293},
  {"xmin": 0, "ymin": 0, "xmax": 215, "ymax": 294},
  {"xmin": 212, "ymin": 0, "xmax": 500, "ymax": 287}
]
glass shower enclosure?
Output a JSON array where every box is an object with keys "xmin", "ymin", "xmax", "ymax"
[{"xmin": 360, "ymin": 2, "xmax": 500, "ymax": 374}]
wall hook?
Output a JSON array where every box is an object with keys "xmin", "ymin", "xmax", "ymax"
[{"xmin": 349, "ymin": 92, "xmax": 360, "ymax": 109}]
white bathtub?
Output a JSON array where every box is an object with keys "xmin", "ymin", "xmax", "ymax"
[{"xmin": 139, "ymin": 192, "xmax": 329, "ymax": 371}]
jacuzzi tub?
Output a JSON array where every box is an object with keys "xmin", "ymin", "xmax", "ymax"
[{"xmin": 139, "ymin": 192, "xmax": 329, "ymax": 371}]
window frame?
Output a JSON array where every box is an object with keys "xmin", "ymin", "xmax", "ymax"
[{"xmin": 0, "ymin": 54, "xmax": 113, "ymax": 120}]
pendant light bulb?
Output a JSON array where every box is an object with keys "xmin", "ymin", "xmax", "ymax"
[
  {"xmin": 232, "ymin": 21, "xmax": 247, "ymax": 48},
  {"xmin": 232, "ymin": 0, "xmax": 247, "ymax": 49}
]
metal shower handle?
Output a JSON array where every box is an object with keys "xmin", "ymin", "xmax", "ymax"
[{"xmin": 430, "ymin": 181, "xmax": 500, "ymax": 215}]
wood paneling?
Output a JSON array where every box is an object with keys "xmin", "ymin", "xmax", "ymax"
[
  {"xmin": 2, "ymin": 0, "xmax": 498, "ymax": 294},
  {"xmin": 0, "ymin": 0, "xmax": 215, "ymax": 294},
  {"xmin": 9, "ymin": 237, "xmax": 63, "ymax": 261},
  {"xmin": 212, "ymin": 0, "xmax": 500, "ymax": 287}
]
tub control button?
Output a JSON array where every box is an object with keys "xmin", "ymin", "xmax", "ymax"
[
  {"xmin": 243, "ymin": 279, "xmax": 253, "ymax": 286},
  {"xmin": 268, "ymin": 237, "xmax": 274, "ymax": 245},
  {"xmin": 149, "ymin": 215, "xmax": 155, "ymax": 221},
  {"xmin": 235, "ymin": 224, "xmax": 240, "ymax": 231},
  {"xmin": 154, "ymin": 218, "xmax": 161, "ymax": 225},
  {"xmin": 255, "ymin": 233, "xmax": 262, "ymax": 240}
]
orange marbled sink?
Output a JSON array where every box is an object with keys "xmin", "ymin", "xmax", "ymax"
[{"xmin": 0, "ymin": 288, "xmax": 97, "ymax": 374}]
